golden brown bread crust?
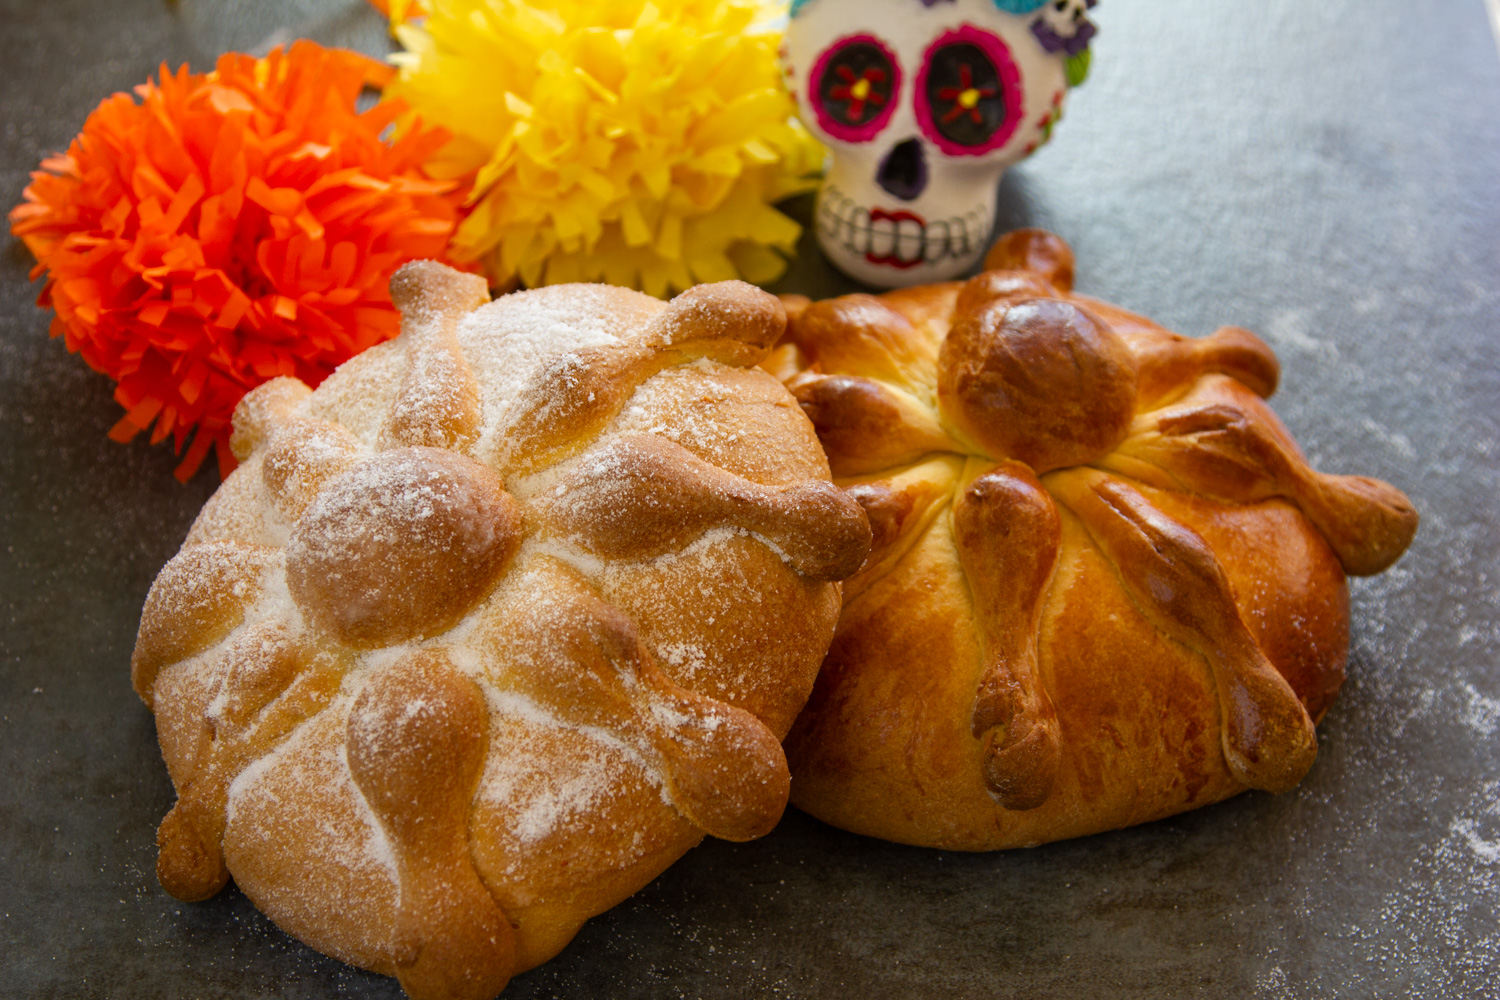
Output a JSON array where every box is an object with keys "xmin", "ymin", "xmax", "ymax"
[
  {"xmin": 778, "ymin": 229, "xmax": 1417, "ymax": 850},
  {"xmin": 133, "ymin": 264, "xmax": 871, "ymax": 998}
]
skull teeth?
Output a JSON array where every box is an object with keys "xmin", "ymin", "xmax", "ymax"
[
  {"xmin": 869, "ymin": 216, "xmax": 897, "ymax": 259},
  {"xmin": 818, "ymin": 185, "xmax": 991, "ymax": 269}
]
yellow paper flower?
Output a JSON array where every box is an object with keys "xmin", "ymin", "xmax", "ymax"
[{"xmin": 382, "ymin": 0, "xmax": 824, "ymax": 297}]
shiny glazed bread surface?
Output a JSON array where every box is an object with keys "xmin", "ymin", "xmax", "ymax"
[{"xmin": 772, "ymin": 230, "xmax": 1417, "ymax": 850}]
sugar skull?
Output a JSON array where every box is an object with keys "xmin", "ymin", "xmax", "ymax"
[{"xmin": 783, "ymin": 0, "xmax": 1097, "ymax": 287}]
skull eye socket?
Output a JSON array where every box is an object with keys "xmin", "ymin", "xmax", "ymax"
[
  {"xmin": 915, "ymin": 26, "xmax": 1025, "ymax": 156},
  {"xmin": 809, "ymin": 34, "xmax": 901, "ymax": 143}
]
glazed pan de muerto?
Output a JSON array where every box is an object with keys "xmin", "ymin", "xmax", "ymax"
[
  {"xmin": 770, "ymin": 229, "xmax": 1417, "ymax": 850},
  {"xmin": 131, "ymin": 262, "xmax": 870, "ymax": 999}
]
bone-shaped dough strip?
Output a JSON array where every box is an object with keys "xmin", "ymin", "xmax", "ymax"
[
  {"xmin": 1128, "ymin": 325, "xmax": 1281, "ymax": 406},
  {"xmin": 347, "ymin": 650, "xmax": 516, "ymax": 1000},
  {"xmin": 483, "ymin": 559, "xmax": 791, "ymax": 843},
  {"xmin": 1060, "ymin": 292, "xmax": 1283, "ymax": 407},
  {"xmin": 952, "ymin": 270, "xmax": 1060, "ymax": 323},
  {"xmin": 952, "ymin": 462, "xmax": 1063, "ymax": 811},
  {"xmin": 495, "ymin": 344, "xmax": 656, "ymax": 478},
  {"xmin": 382, "ymin": 261, "xmax": 490, "ymax": 452},
  {"xmin": 636, "ymin": 279, "xmax": 785, "ymax": 367},
  {"xmin": 541, "ymin": 433, "xmax": 871, "ymax": 581},
  {"xmin": 1114, "ymin": 378, "xmax": 1418, "ymax": 575},
  {"xmin": 789, "ymin": 371, "xmax": 958, "ymax": 477},
  {"xmin": 498, "ymin": 282, "xmax": 786, "ymax": 478},
  {"xmin": 982, "ymin": 228, "xmax": 1077, "ymax": 292},
  {"xmin": 786, "ymin": 294, "xmax": 935, "ymax": 390},
  {"xmin": 261, "ymin": 417, "xmax": 361, "ymax": 521},
  {"xmin": 840, "ymin": 456, "xmax": 963, "ymax": 602},
  {"xmin": 131, "ymin": 541, "xmax": 278, "ymax": 707},
  {"xmin": 155, "ymin": 622, "xmax": 340, "ymax": 902},
  {"xmin": 230, "ymin": 376, "xmax": 312, "ymax": 461},
  {"xmin": 1048, "ymin": 469, "xmax": 1318, "ymax": 794}
]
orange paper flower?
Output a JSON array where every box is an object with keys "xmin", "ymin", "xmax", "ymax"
[{"xmin": 10, "ymin": 41, "xmax": 463, "ymax": 481}]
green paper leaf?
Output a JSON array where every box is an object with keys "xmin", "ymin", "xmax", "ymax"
[{"xmin": 1066, "ymin": 48, "xmax": 1092, "ymax": 88}]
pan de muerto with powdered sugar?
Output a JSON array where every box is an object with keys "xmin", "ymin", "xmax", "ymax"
[
  {"xmin": 131, "ymin": 262, "xmax": 870, "ymax": 999},
  {"xmin": 768, "ymin": 229, "xmax": 1417, "ymax": 851}
]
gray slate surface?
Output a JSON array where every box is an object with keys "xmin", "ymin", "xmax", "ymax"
[{"xmin": 2, "ymin": 1, "xmax": 1496, "ymax": 997}]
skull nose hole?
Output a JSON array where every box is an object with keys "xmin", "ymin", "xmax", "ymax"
[{"xmin": 876, "ymin": 139, "xmax": 928, "ymax": 201}]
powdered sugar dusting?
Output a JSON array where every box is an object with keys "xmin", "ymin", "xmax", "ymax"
[
  {"xmin": 520, "ymin": 538, "xmax": 608, "ymax": 583},
  {"xmin": 457, "ymin": 285, "xmax": 653, "ymax": 450},
  {"xmin": 226, "ymin": 697, "xmax": 399, "ymax": 886},
  {"xmin": 477, "ymin": 685, "xmax": 661, "ymax": 846},
  {"xmin": 305, "ymin": 339, "xmax": 406, "ymax": 448},
  {"xmin": 655, "ymin": 640, "xmax": 710, "ymax": 682},
  {"xmin": 611, "ymin": 363, "xmax": 746, "ymax": 455},
  {"xmin": 185, "ymin": 454, "xmax": 293, "ymax": 548},
  {"xmin": 302, "ymin": 460, "xmax": 448, "ymax": 551},
  {"xmin": 646, "ymin": 524, "xmax": 795, "ymax": 572}
]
